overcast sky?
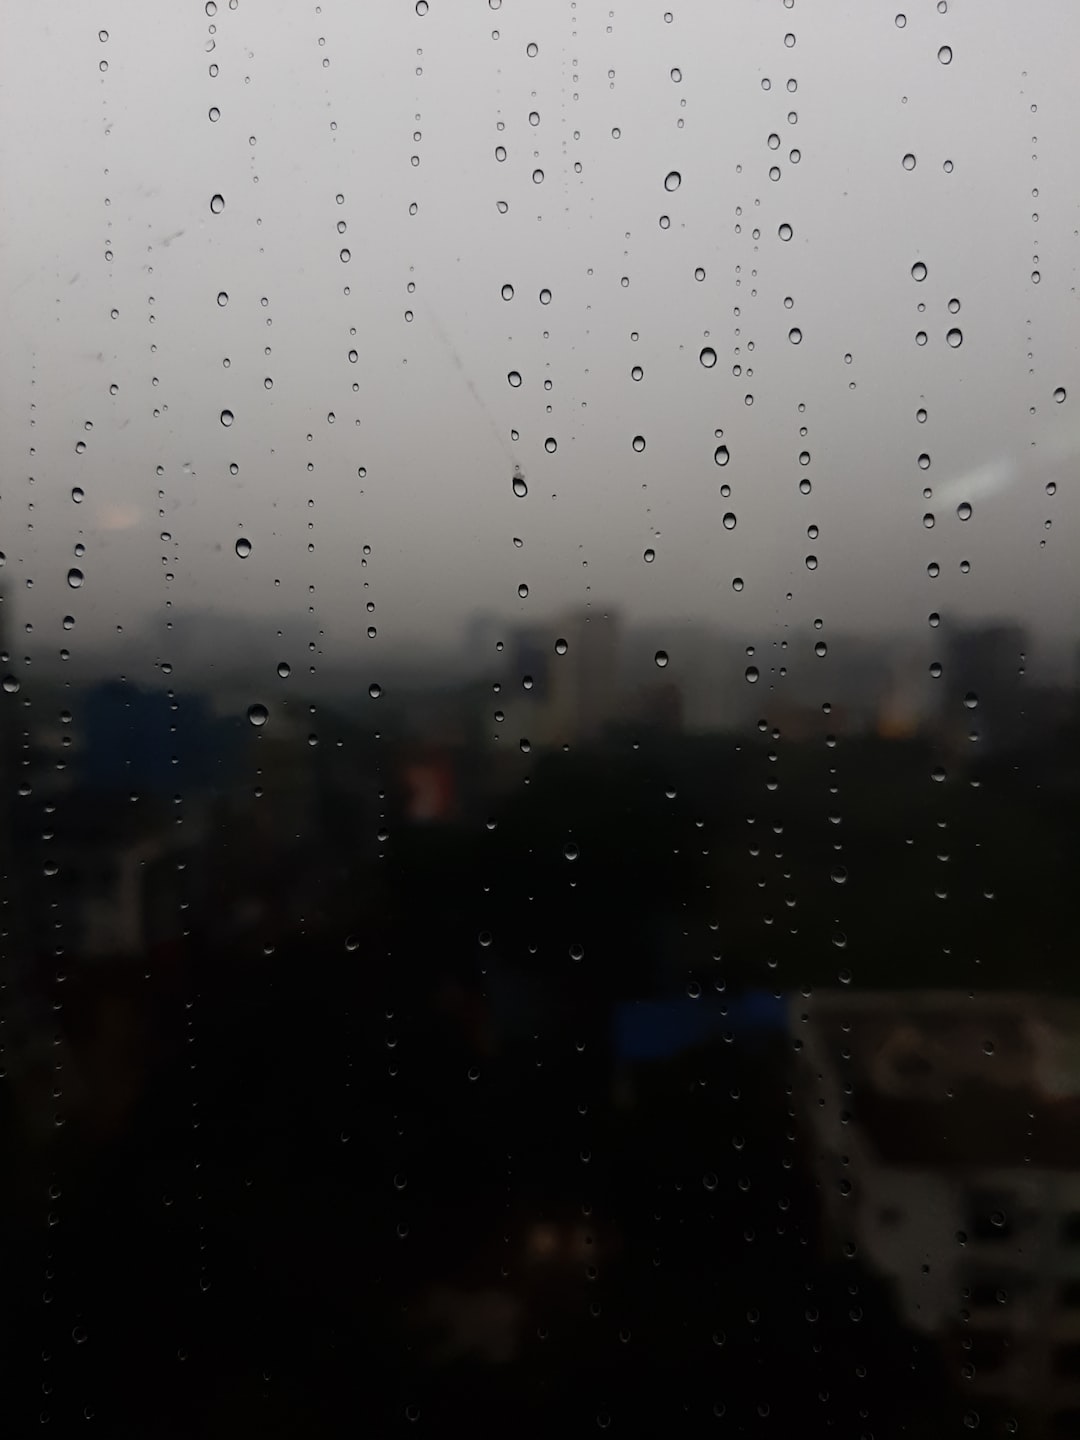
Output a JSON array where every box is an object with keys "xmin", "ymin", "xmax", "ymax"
[{"xmin": 2, "ymin": 0, "xmax": 1079, "ymax": 694}]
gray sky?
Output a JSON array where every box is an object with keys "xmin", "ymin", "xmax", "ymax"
[{"xmin": 3, "ymin": 0, "xmax": 1080, "ymax": 692}]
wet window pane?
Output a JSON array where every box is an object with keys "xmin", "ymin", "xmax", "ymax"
[{"xmin": 2, "ymin": 1, "xmax": 1078, "ymax": 1432}]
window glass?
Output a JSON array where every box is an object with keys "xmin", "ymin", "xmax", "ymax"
[{"xmin": 2, "ymin": 1, "xmax": 1078, "ymax": 1432}]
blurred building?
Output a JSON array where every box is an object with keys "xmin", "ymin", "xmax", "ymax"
[{"xmin": 797, "ymin": 989, "xmax": 1080, "ymax": 1429}]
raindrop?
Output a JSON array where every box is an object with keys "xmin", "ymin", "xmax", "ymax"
[
  {"xmin": 902, "ymin": 153, "xmax": 916, "ymax": 170},
  {"xmin": 732, "ymin": 577, "xmax": 744, "ymax": 591},
  {"xmin": 963, "ymin": 692, "xmax": 978, "ymax": 709},
  {"xmin": 699, "ymin": 347, "xmax": 717, "ymax": 368},
  {"xmin": 555, "ymin": 637, "xmax": 568, "ymax": 655},
  {"xmin": 539, "ymin": 287, "xmax": 552, "ymax": 305},
  {"xmin": 714, "ymin": 444, "xmax": 729, "ymax": 466},
  {"xmin": 531, "ymin": 169, "xmax": 544, "ymax": 184},
  {"xmin": 895, "ymin": 12, "xmax": 906, "ymax": 26},
  {"xmin": 277, "ymin": 661, "xmax": 291, "ymax": 678},
  {"xmin": 1053, "ymin": 386, "xmax": 1066, "ymax": 403},
  {"xmin": 631, "ymin": 365, "xmax": 643, "ymax": 381},
  {"xmin": 938, "ymin": 45, "xmax": 952, "ymax": 64},
  {"xmin": 235, "ymin": 537, "xmax": 252, "ymax": 557},
  {"xmin": 654, "ymin": 650, "xmax": 669, "ymax": 668},
  {"xmin": 778, "ymin": 222, "xmax": 793, "ymax": 241},
  {"xmin": 67, "ymin": 568, "xmax": 84, "ymax": 589},
  {"xmin": 722, "ymin": 512, "xmax": 737, "ymax": 530},
  {"xmin": 788, "ymin": 327, "xmax": 802, "ymax": 344},
  {"xmin": 923, "ymin": 512, "xmax": 936, "ymax": 528},
  {"xmin": 369, "ymin": 682, "xmax": 382, "ymax": 698},
  {"xmin": 957, "ymin": 501, "xmax": 972, "ymax": 521},
  {"xmin": 805, "ymin": 554, "xmax": 818, "ymax": 570},
  {"xmin": 745, "ymin": 666, "xmax": 759, "ymax": 683},
  {"xmin": 664, "ymin": 170, "xmax": 682, "ymax": 192},
  {"xmin": 2, "ymin": 675, "xmax": 20, "ymax": 694},
  {"xmin": 643, "ymin": 548, "xmax": 655, "ymax": 563},
  {"xmin": 632, "ymin": 435, "xmax": 646, "ymax": 453},
  {"xmin": 216, "ymin": 291, "xmax": 229, "ymax": 307},
  {"xmin": 946, "ymin": 327, "xmax": 963, "ymax": 347},
  {"xmin": 564, "ymin": 841, "xmax": 579, "ymax": 861},
  {"xmin": 911, "ymin": 261, "xmax": 927, "ymax": 281},
  {"xmin": 220, "ymin": 409, "xmax": 234, "ymax": 427},
  {"xmin": 512, "ymin": 471, "xmax": 528, "ymax": 498},
  {"xmin": 544, "ymin": 437, "xmax": 557, "ymax": 453},
  {"xmin": 71, "ymin": 486, "xmax": 84, "ymax": 503},
  {"xmin": 247, "ymin": 703, "xmax": 268, "ymax": 727},
  {"xmin": 501, "ymin": 283, "xmax": 514, "ymax": 300},
  {"xmin": 210, "ymin": 193, "xmax": 225, "ymax": 213},
  {"xmin": 518, "ymin": 583, "xmax": 529, "ymax": 598},
  {"xmin": 508, "ymin": 370, "xmax": 522, "ymax": 387},
  {"xmin": 694, "ymin": 266, "xmax": 705, "ymax": 281}
]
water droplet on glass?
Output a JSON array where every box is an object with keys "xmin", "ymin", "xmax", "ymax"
[
  {"xmin": 923, "ymin": 512, "xmax": 936, "ymax": 529},
  {"xmin": 664, "ymin": 170, "xmax": 681, "ymax": 192},
  {"xmin": 564, "ymin": 841, "xmax": 579, "ymax": 861},
  {"xmin": 71, "ymin": 486, "xmax": 84, "ymax": 503},
  {"xmin": 235, "ymin": 537, "xmax": 252, "ymax": 557},
  {"xmin": 2, "ymin": 675, "xmax": 20, "ymax": 694},
  {"xmin": 67, "ymin": 568, "xmax": 84, "ymax": 589},
  {"xmin": 938, "ymin": 44, "xmax": 952, "ymax": 64},
  {"xmin": 732, "ymin": 576, "xmax": 744, "ymax": 592},
  {"xmin": 778, "ymin": 222, "xmax": 793, "ymax": 241},
  {"xmin": 745, "ymin": 666, "xmax": 759, "ymax": 684},
  {"xmin": 714, "ymin": 444, "xmax": 729, "ymax": 466},
  {"xmin": 369, "ymin": 682, "xmax": 382, "ymax": 699},
  {"xmin": 963, "ymin": 692, "xmax": 978, "ymax": 709},
  {"xmin": 911, "ymin": 261, "xmax": 927, "ymax": 281},
  {"xmin": 805, "ymin": 554, "xmax": 818, "ymax": 570},
  {"xmin": 220, "ymin": 409, "xmax": 234, "ymax": 427},
  {"xmin": 643, "ymin": 548, "xmax": 655, "ymax": 563},
  {"xmin": 722, "ymin": 512, "xmax": 736, "ymax": 530},
  {"xmin": 554, "ymin": 637, "xmax": 568, "ymax": 655},
  {"xmin": 895, "ymin": 12, "xmax": 906, "ymax": 26},
  {"xmin": 247, "ymin": 703, "xmax": 268, "ymax": 727},
  {"xmin": 946, "ymin": 327, "xmax": 963, "ymax": 347},
  {"xmin": 544, "ymin": 437, "xmax": 557, "ymax": 453},
  {"xmin": 539, "ymin": 287, "xmax": 552, "ymax": 305},
  {"xmin": 277, "ymin": 661, "xmax": 291, "ymax": 678},
  {"xmin": 654, "ymin": 650, "xmax": 669, "ymax": 668},
  {"xmin": 512, "ymin": 470, "xmax": 528, "ymax": 498},
  {"xmin": 1053, "ymin": 386, "xmax": 1066, "ymax": 403},
  {"xmin": 518, "ymin": 583, "xmax": 529, "ymax": 598},
  {"xmin": 956, "ymin": 501, "xmax": 972, "ymax": 521},
  {"xmin": 788, "ymin": 327, "xmax": 802, "ymax": 344},
  {"xmin": 508, "ymin": 370, "xmax": 522, "ymax": 387},
  {"xmin": 699, "ymin": 347, "xmax": 717, "ymax": 368},
  {"xmin": 210, "ymin": 193, "xmax": 225, "ymax": 214}
]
